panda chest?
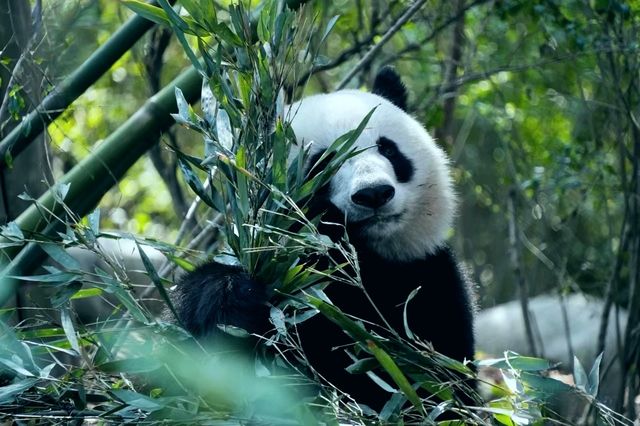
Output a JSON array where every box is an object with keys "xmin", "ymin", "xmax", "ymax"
[{"xmin": 324, "ymin": 255, "xmax": 437, "ymax": 335}]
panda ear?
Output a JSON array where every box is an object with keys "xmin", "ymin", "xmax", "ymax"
[{"xmin": 372, "ymin": 67, "xmax": 408, "ymax": 111}]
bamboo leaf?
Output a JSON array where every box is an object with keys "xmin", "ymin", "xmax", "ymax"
[
  {"xmin": 367, "ymin": 340, "xmax": 423, "ymax": 412},
  {"xmin": 402, "ymin": 286, "xmax": 420, "ymax": 340},
  {"xmin": 111, "ymin": 389, "xmax": 164, "ymax": 411},
  {"xmin": 270, "ymin": 306, "xmax": 287, "ymax": 336},
  {"xmin": 87, "ymin": 209, "xmax": 100, "ymax": 235},
  {"xmin": 99, "ymin": 357, "xmax": 163, "ymax": 374},
  {"xmin": 304, "ymin": 294, "xmax": 374, "ymax": 343},
  {"xmin": 9, "ymin": 271, "xmax": 78, "ymax": 282},
  {"xmin": 1, "ymin": 221, "xmax": 24, "ymax": 239},
  {"xmin": 0, "ymin": 357, "xmax": 35, "ymax": 377},
  {"xmin": 155, "ymin": 0, "xmax": 203, "ymax": 70},
  {"xmin": 216, "ymin": 108, "xmax": 233, "ymax": 150},
  {"xmin": 52, "ymin": 281, "xmax": 83, "ymax": 307},
  {"xmin": 134, "ymin": 240, "xmax": 177, "ymax": 320},
  {"xmin": 177, "ymin": 158, "xmax": 218, "ymax": 210},
  {"xmin": 94, "ymin": 267, "xmax": 149, "ymax": 322},
  {"xmin": 122, "ymin": 1, "xmax": 171, "ymax": 27},
  {"xmin": 40, "ymin": 243, "xmax": 81, "ymax": 270},
  {"xmin": 60, "ymin": 307, "xmax": 81, "ymax": 354},
  {"xmin": 573, "ymin": 356, "xmax": 588, "ymax": 392},
  {"xmin": 0, "ymin": 378, "xmax": 38, "ymax": 404},
  {"xmin": 477, "ymin": 352, "xmax": 552, "ymax": 371},
  {"xmin": 70, "ymin": 288, "xmax": 103, "ymax": 300},
  {"xmin": 166, "ymin": 254, "xmax": 195, "ymax": 272},
  {"xmin": 320, "ymin": 15, "xmax": 339, "ymax": 46},
  {"xmin": 587, "ymin": 352, "xmax": 603, "ymax": 397},
  {"xmin": 345, "ymin": 357, "xmax": 378, "ymax": 374},
  {"xmin": 201, "ymin": 78, "xmax": 218, "ymax": 129}
]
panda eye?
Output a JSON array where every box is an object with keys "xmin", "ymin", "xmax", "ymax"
[{"xmin": 377, "ymin": 138, "xmax": 398, "ymax": 158}]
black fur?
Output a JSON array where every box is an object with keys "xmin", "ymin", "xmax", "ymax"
[
  {"xmin": 299, "ymin": 241, "xmax": 475, "ymax": 408},
  {"xmin": 174, "ymin": 262, "xmax": 269, "ymax": 338},
  {"xmin": 372, "ymin": 67, "xmax": 408, "ymax": 111}
]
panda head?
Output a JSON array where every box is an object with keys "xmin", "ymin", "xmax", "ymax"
[{"xmin": 286, "ymin": 68, "xmax": 456, "ymax": 262}]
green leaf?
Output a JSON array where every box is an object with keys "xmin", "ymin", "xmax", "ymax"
[
  {"xmin": 99, "ymin": 357, "xmax": 163, "ymax": 374},
  {"xmin": 476, "ymin": 352, "xmax": 552, "ymax": 371},
  {"xmin": 70, "ymin": 287, "xmax": 103, "ymax": 300},
  {"xmin": 211, "ymin": 22, "xmax": 244, "ymax": 47},
  {"xmin": 235, "ymin": 147, "xmax": 250, "ymax": 217},
  {"xmin": 270, "ymin": 306, "xmax": 287, "ymax": 336},
  {"xmin": 520, "ymin": 371, "xmax": 573, "ymax": 396},
  {"xmin": 367, "ymin": 340, "xmax": 423, "ymax": 412},
  {"xmin": 60, "ymin": 307, "xmax": 80, "ymax": 354},
  {"xmin": 94, "ymin": 267, "xmax": 149, "ymax": 323},
  {"xmin": 1, "ymin": 221, "xmax": 24, "ymax": 239},
  {"xmin": 425, "ymin": 400, "xmax": 454, "ymax": 422},
  {"xmin": 217, "ymin": 324, "xmax": 250, "ymax": 338},
  {"xmin": 122, "ymin": 1, "xmax": 171, "ymax": 27},
  {"xmin": 52, "ymin": 281, "xmax": 83, "ymax": 307},
  {"xmin": 173, "ymin": 87, "xmax": 201, "ymax": 128},
  {"xmin": 216, "ymin": 109, "xmax": 233, "ymax": 150},
  {"xmin": 40, "ymin": 243, "xmax": 81, "ymax": 270},
  {"xmin": 156, "ymin": 0, "xmax": 188, "ymax": 30},
  {"xmin": 0, "ymin": 357, "xmax": 35, "ymax": 377},
  {"xmin": 155, "ymin": 0, "xmax": 203, "ymax": 70},
  {"xmin": 10, "ymin": 271, "xmax": 78, "ymax": 282},
  {"xmin": 378, "ymin": 392, "xmax": 406, "ymax": 421},
  {"xmin": 111, "ymin": 389, "xmax": 164, "ymax": 411},
  {"xmin": 166, "ymin": 254, "xmax": 195, "ymax": 272},
  {"xmin": 4, "ymin": 150, "xmax": 13, "ymax": 169},
  {"xmin": 573, "ymin": 356, "xmax": 588, "ymax": 393},
  {"xmin": 88, "ymin": 209, "xmax": 100, "ymax": 235},
  {"xmin": 402, "ymin": 286, "xmax": 420, "ymax": 340},
  {"xmin": 177, "ymin": 158, "xmax": 218, "ymax": 210},
  {"xmin": 0, "ymin": 378, "xmax": 38, "ymax": 404},
  {"xmin": 345, "ymin": 357, "xmax": 378, "ymax": 374},
  {"xmin": 135, "ymin": 240, "xmax": 177, "ymax": 319},
  {"xmin": 320, "ymin": 15, "xmax": 339, "ymax": 46},
  {"xmin": 587, "ymin": 352, "xmax": 603, "ymax": 397},
  {"xmin": 305, "ymin": 294, "xmax": 374, "ymax": 343}
]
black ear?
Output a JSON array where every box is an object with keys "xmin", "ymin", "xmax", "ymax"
[{"xmin": 372, "ymin": 67, "xmax": 408, "ymax": 111}]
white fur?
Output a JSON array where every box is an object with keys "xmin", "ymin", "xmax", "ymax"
[{"xmin": 285, "ymin": 90, "xmax": 456, "ymax": 262}]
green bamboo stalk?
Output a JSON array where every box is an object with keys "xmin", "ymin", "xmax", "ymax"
[
  {"xmin": 1, "ymin": 65, "xmax": 200, "ymax": 264},
  {"xmin": 0, "ymin": 4, "xmax": 160, "ymax": 169}
]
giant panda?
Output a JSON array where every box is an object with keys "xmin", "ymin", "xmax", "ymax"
[{"xmin": 172, "ymin": 68, "xmax": 476, "ymax": 410}]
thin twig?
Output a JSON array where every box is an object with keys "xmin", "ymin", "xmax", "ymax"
[{"xmin": 336, "ymin": 0, "xmax": 428, "ymax": 90}]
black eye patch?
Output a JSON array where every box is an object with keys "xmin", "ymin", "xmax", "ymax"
[
  {"xmin": 376, "ymin": 137, "xmax": 414, "ymax": 183},
  {"xmin": 304, "ymin": 149, "xmax": 335, "ymax": 180}
]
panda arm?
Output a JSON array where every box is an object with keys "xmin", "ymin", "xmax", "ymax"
[
  {"xmin": 172, "ymin": 262, "xmax": 270, "ymax": 338},
  {"xmin": 416, "ymin": 246, "xmax": 476, "ymax": 363}
]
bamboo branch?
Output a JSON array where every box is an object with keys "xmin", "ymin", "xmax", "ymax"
[{"xmin": 336, "ymin": 0, "xmax": 428, "ymax": 90}]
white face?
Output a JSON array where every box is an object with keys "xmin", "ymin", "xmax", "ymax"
[{"xmin": 285, "ymin": 90, "xmax": 456, "ymax": 262}]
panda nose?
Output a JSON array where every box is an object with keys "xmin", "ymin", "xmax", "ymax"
[{"xmin": 351, "ymin": 185, "xmax": 395, "ymax": 209}]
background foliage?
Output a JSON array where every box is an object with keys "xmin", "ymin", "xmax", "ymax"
[{"xmin": 0, "ymin": 0, "xmax": 639, "ymax": 424}]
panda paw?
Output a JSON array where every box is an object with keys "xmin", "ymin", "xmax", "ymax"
[{"xmin": 171, "ymin": 262, "xmax": 269, "ymax": 338}]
